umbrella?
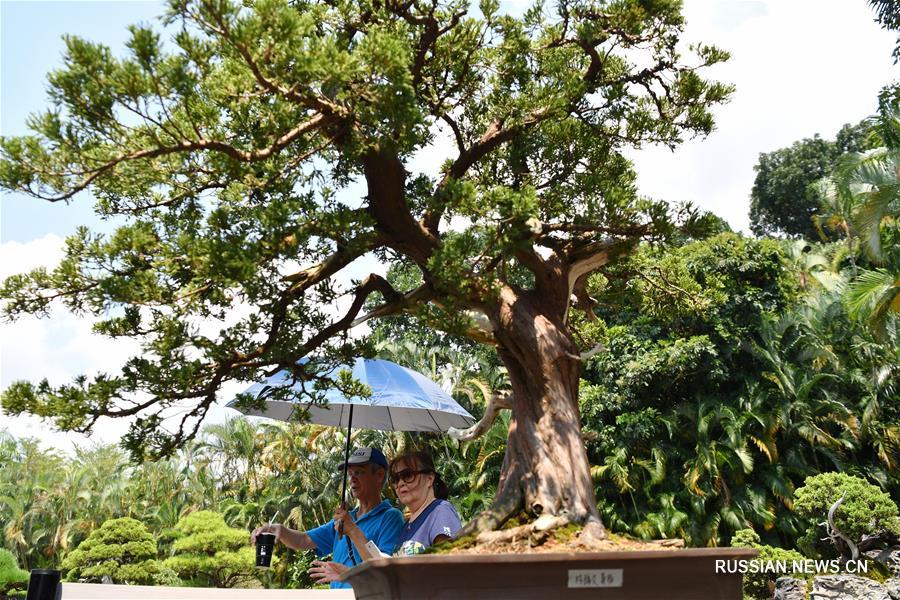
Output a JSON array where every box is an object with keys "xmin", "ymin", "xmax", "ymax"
[
  {"xmin": 225, "ymin": 358, "xmax": 475, "ymax": 561},
  {"xmin": 229, "ymin": 358, "xmax": 475, "ymax": 432}
]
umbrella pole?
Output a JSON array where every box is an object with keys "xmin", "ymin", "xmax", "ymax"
[
  {"xmin": 340, "ymin": 403, "xmax": 354, "ymax": 506},
  {"xmin": 339, "ymin": 404, "xmax": 357, "ymax": 565}
]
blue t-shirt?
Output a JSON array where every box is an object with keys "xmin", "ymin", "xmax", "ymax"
[
  {"xmin": 395, "ymin": 499, "xmax": 462, "ymax": 556},
  {"xmin": 306, "ymin": 499, "xmax": 404, "ymax": 589}
]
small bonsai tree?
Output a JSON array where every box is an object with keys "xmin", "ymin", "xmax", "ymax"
[
  {"xmin": 731, "ymin": 528, "xmax": 808, "ymax": 600},
  {"xmin": 794, "ymin": 472, "xmax": 900, "ymax": 559},
  {"xmin": 164, "ymin": 511, "xmax": 261, "ymax": 588},
  {"xmin": 60, "ymin": 517, "xmax": 162, "ymax": 584},
  {"xmin": 0, "ymin": 548, "xmax": 29, "ymax": 597}
]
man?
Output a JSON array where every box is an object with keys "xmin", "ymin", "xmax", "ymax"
[{"xmin": 251, "ymin": 447, "xmax": 403, "ymax": 589}]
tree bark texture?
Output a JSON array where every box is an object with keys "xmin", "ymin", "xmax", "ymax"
[{"xmin": 485, "ymin": 286, "xmax": 606, "ymax": 538}]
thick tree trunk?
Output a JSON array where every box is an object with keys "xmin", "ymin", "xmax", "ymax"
[{"xmin": 465, "ymin": 286, "xmax": 606, "ymax": 543}]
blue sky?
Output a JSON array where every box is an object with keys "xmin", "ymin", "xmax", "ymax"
[
  {"xmin": 1, "ymin": 1, "xmax": 164, "ymax": 243},
  {"xmin": 0, "ymin": 0, "xmax": 897, "ymax": 450}
]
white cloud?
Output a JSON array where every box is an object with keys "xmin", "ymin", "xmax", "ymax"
[
  {"xmin": 629, "ymin": 0, "xmax": 897, "ymax": 233},
  {"xmin": 0, "ymin": 235, "xmax": 243, "ymax": 452}
]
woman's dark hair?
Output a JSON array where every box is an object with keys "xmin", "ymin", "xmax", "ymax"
[{"xmin": 390, "ymin": 451, "xmax": 450, "ymax": 500}]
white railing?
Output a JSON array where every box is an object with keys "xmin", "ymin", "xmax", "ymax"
[{"xmin": 61, "ymin": 583, "xmax": 356, "ymax": 600}]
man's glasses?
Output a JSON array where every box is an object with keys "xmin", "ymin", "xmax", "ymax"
[
  {"xmin": 389, "ymin": 469, "xmax": 430, "ymax": 485},
  {"xmin": 346, "ymin": 468, "xmax": 371, "ymax": 479}
]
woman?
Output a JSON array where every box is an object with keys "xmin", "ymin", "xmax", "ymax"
[
  {"xmin": 389, "ymin": 450, "xmax": 462, "ymax": 555},
  {"xmin": 310, "ymin": 450, "xmax": 462, "ymax": 584}
]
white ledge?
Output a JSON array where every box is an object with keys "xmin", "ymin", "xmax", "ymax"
[{"xmin": 61, "ymin": 583, "xmax": 356, "ymax": 599}]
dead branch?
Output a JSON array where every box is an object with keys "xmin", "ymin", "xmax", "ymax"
[
  {"xmin": 476, "ymin": 514, "xmax": 571, "ymax": 546},
  {"xmin": 350, "ymin": 283, "xmax": 433, "ymax": 326},
  {"xmin": 570, "ymin": 272, "xmax": 599, "ymax": 322},
  {"xmin": 448, "ymin": 391, "xmax": 512, "ymax": 441},
  {"xmin": 821, "ymin": 492, "xmax": 859, "ymax": 561},
  {"xmin": 283, "ymin": 236, "xmax": 382, "ymax": 296}
]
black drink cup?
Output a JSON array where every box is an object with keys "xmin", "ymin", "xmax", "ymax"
[
  {"xmin": 26, "ymin": 569, "xmax": 61, "ymax": 600},
  {"xmin": 256, "ymin": 533, "xmax": 276, "ymax": 568}
]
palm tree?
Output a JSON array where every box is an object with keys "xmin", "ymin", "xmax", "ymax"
[
  {"xmin": 817, "ymin": 99, "xmax": 899, "ymax": 338},
  {"xmin": 197, "ymin": 417, "xmax": 263, "ymax": 496}
]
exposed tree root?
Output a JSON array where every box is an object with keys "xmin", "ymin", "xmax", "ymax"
[
  {"xmin": 574, "ymin": 517, "xmax": 609, "ymax": 549},
  {"xmin": 458, "ymin": 485, "xmax": 523, "ymax": 539},
  {"xmin": 476, "ymin": 514, "xmax": 571, "ymax": 546}
]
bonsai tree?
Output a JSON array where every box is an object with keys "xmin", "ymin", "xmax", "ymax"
[
  {"xmin": 794, "ymin": 472, "xmax": 900, "ymax": 560},
  {"xmin": 164, "ymin": 510, "xmax": 259, "ymax": 588},
  {"xmin": 0, "ymin": 548, "xmax": 29, "ymax": 597},
  {"xmin": 0, "ymin": 0, "xmax": 731, "ymax": 542},
  {"xmin": 60, "ymin": 517, "xmax": 162, "ymax": 584}
]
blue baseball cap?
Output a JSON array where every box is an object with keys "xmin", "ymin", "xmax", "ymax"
[{"xmin": 341, "ymin": 447, "xmax": 388, "ymax": 471}]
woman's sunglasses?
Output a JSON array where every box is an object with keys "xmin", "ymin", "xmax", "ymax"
[{"xmin": 389, "ymin": 469, "xmax": 431, "ymax": 485}]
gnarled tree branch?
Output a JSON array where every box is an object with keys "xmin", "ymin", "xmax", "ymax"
[
  {"xmin": 30, "ymin": 113, "xmax": 331, "ymax": 202},
  {"xmin": 351, "ymin": 283, "xmax": 433, "ymax": 326},
  {"xmin": 448, "ymin": 390, "xmax": 512, "ymax": 441},
  {"xmin": 283, "ymin": 234, "xmax": 383, "ymax": 296}
]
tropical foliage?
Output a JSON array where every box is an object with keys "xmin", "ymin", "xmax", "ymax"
[
  {"xmin": 817, "ymin": 91, "xmax": 900, "ymax": 340},
  {"xmin": 573, "ymin": 230, "xmax": 898, "ymax": 548},
  {"xmin": 749, "ymin": 122, "xmax": 871, "ymax": 239}
]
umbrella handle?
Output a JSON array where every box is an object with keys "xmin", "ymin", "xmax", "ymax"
[
  {"xmin": 337, "ymin": 502, "xmax": 355, "ymax": 565},
  {"xmin": 337, "ymin": 502, "xmax": 346, "ymax": 538}
]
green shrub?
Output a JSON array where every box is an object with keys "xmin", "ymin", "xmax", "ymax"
[
  {"xmin": 163, "ymin": 511, "xmax": 261, "ymax": 588},
  {"xmin": 0, "ymin": 549, "xmax": 29, "ymax": 596},
  {"xmin": 732, "ymin": 528, "xmax": 808, "ymax": 600},
  {"xmin": 284, "ymin": 549, "xmax": 320, "ymax": 589},
  {"xmin": 151, "ymin": 566, "xmax": 183, "ymax": 587},
  {"xmin": 60, "ymin": 517, "xmax": 162, "ymax": 584},
  {"xmin": 731, "ymin": 528, "xmax": 760, "ymax": 548},
  {"xmin": 794, "ymin": 472, "xmax": 900, "ymax": 558}
]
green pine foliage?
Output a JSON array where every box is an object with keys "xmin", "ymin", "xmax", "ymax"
[
  {"xmin": 60, "ymin": 517, "xmax": 161, "ymax": 584},
  {"xmin": 0, "ymin": 548, "xmax": 29, "ymax": 597},
  {"xmin": 164, "ymin": 510, "xmax": 261, "ymax": 588}
]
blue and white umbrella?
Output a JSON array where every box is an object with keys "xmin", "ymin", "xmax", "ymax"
[{"xmin": 226, "ymin": 358, "xmax": 475, "ymax": 432}]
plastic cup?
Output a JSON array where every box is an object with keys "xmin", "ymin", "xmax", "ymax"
[
  {"xmin": 256, "ymin": 533, "xmax": 276, "ymax": 568},
  {"xmin": 26, "ymin": 569, "xmax": 61, "ymax": 600}
]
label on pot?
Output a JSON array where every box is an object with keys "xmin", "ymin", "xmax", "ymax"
[{"xmin": 567, "ymin": 569, "xmax": 623, "ymax": 588}]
